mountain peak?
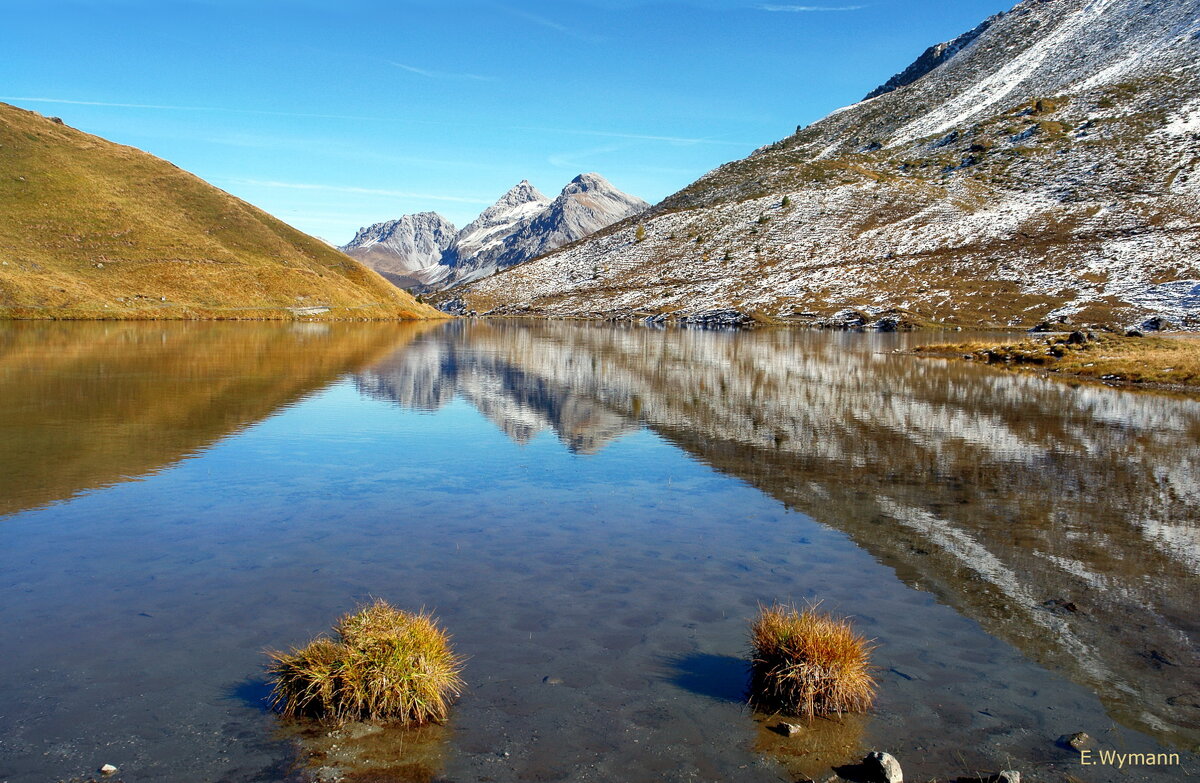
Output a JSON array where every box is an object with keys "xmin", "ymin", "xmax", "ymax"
[
  {"xmin": 562, "ymin": 172, "xmax": 613, "ymax": 195},
  {"xmin": 497, "ymin": 180, "xmax": 547, "ymax": 207}
]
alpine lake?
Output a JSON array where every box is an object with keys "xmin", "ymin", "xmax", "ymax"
[{"xmin": 1, "ymin": 319, "xmax": 1197, "ymax": 783}]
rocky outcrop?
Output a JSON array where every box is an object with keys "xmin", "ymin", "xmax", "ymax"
[
  {"xmin": 453, "ymin": 0, "xmax": 1200, "ymax": 330},
  {"xmin": 437, "ymin": 180, "xmax": 553, "ymax": 287},
  {"xmin": 340, "ymin": 212, "xmax": 457, "ymax": 287},
  {"xmin": 343, "ymin": 175, "xmax": 647, "ymax": 294}
]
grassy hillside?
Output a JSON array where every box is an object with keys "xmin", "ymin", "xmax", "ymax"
[{"xmin": 0, "ymin": 103, "xmax": 442, "ymax": 320}]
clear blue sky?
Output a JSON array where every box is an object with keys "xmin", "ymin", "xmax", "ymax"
[{"xmin": 3, "ymin": 0, "xmax": 1013, "ymax": 243}]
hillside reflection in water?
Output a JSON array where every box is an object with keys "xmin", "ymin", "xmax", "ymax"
[
  {"xmin": 359, "ymin": 319, "xmax": 1200, "ymax": 748},
  {"xmin": 1, "ymin": 319, "xmax": 1197, "ymax": 783}
]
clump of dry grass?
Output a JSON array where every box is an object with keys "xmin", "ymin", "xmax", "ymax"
[
  {"xmin": 268, "ymin": 600, "xmax": 464, "ymax": 726},
  {"xmin": 749, "ymin": 603, "xmax": 876, "ymax": 718}
]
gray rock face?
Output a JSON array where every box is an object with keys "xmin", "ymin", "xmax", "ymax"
[
  {"xmin": 340, "ymin": 212, "xmax": 457, "ymax": 280},
  {"xmin": 343, "ymin": 175, "xmax": 647, "ymax": 293},
  {"xmin": 864, "ymin": 13, "xmax": 998, "ymax": 100},
  {"xmin": 439, "ymin": 174, "xmax": 648, "ymax": 289},
  {"xmin": 438, "ymin": 180, "xmax": 553, "ymax": 286},
  {"xmin": 455, "ymin": 0, "xmax": 1200, "ymax": 330}
]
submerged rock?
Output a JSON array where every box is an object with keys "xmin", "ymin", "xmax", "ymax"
[
  {"xmin": 99, "ymin": 763, "xmax": 118, "ymax": 775},
  {"xmin": 1059, "ymin": 731, "xmax": 1091, "ymax": 750},
  {"xmin": 955, "ymin": 772, "xmax": 1020, "ymax": 783}
]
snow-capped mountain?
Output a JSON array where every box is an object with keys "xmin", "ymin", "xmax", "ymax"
[
  {"xmin": 451, "ymin": 0, "xmax": 1200, "ymax": 330},
  {"xmin": 437, "ymin": 180, "xmax": 553, "ymax": 287},
  {"xmin": 496, "ymin": 173, "xmax": 652, "ymax": 272},
  {"xmin": 340, "ymin": 212, "xmax": 457, "ymax": 287},
  {"xmin": 341, "ymin": 174, "xmax": 648, "ymax": 293}
]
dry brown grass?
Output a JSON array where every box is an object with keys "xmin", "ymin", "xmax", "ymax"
[
  {"xmin": 915, "ymin": 332, "xmax": 1200, "ymax": 389},
  {"xmin": 268, "ymin": 600, "xmax": 464, "ymax": 726},
  {"xmin": 0, "ymin": 103, "xmax": 442, "ymax": 320},
  {"xmin": 749, "ymin": 603, "xmax": 876, "ymax": 718}
]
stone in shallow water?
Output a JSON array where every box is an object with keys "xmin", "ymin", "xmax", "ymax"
[
  {"xmin": 1059, "ymin": 731, "xmax": 1090, "ymax": 750},
  {"xmin": 99, "ymin": 763, "xmax": 118, "ymax": 775}
]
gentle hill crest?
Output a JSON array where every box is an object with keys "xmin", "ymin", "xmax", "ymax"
[{"xmin": 0, "ymin": 103, "xmax": 439, "ymax": 320}]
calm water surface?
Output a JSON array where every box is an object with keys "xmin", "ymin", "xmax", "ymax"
[{"xmin": 1, "ymin": 320, "xmax": 1197, "ymax": 782}]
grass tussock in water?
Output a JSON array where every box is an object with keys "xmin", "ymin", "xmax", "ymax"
[
  {"xmin": 749, "ymin": 603, "xmax": 876, "ymax": 718},
  {"xmin": 268, "ymin": 600, "xmax": 464, "ymax": 726}
]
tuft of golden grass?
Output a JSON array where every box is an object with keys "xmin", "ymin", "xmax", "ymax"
[
  {"xmin": 268, "ymin": 600, "xmax": 464, "ymax": 726},
  {"xmin": 749, "ymin": 603, "xmax": 876, "ymax": 718}
]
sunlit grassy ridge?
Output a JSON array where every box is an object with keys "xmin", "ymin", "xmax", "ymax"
[{"xmin": 0, "ymin": 103, "xmax": 441, "ymax": 320}]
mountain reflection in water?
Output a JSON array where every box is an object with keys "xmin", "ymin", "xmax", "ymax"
[{"xmin": 356, "ymin": 319, "xmax": 1200, "ymax": 748}]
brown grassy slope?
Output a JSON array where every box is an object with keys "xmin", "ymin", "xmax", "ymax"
[
  {"xmin": 0, "ymin": 103, "xmax": 442, "ymax": 320},
  {"xmin": 915, "ymin": 332, "xmax": 1200, "ymax": 390}
]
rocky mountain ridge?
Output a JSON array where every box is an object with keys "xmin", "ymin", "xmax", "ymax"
[
  {"xmin": 450, "ymin": 0, "xmax": 1200, "ymax": 331},
  {"xmin": 342, "ymin": 174, "xmax": 647, "ymax": 293},
  {"xmin": 340, "ymin": 212, "xmax": 457, "ymax": 288}
]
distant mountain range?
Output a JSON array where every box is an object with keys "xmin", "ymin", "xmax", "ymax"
[
  {"xmin": 0, "ymin": 102, "xmax": 437, "ymax": 321},
  {"xmin": 448, "ymin": 0, "xmax": 1200, "ymax": 331},
  {"xmin": 341, "ymin": 173, "xmax": 648, "ymax": 292}
]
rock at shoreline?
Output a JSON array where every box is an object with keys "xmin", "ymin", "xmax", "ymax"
[{"xmin": 835, "ymin": 751, "xmax": 903, "ymax": 783}]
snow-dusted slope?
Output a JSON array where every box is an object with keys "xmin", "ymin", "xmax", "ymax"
[
  {"xmin": 438, "ymin": 174, "xmax": 648, "ymax": 289},
  {"xmin": 489, "ymin": 173, "xmax": 650, "ymax": 272},
  {"xmin": 340, "ymin": 211, "xmax": 457, "ymax": 285},
  {"xmin": 438, "ymin": 180, "xmax": 552, "ymax": 287},
  {"xmin": 344, "ymin": 175, "xmax": 647, "ymax": 293},
  {"xmin": 453, "ymin": 0, "xmax": 1200, "ymax": 330}
]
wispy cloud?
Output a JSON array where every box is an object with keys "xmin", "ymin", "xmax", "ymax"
[
  {"xmin": 225, "ymin": 178, "xmax": 493, "ymax": 204},
  {"xmin": 757, "ymin": 4, "xmax": 866, "ymax": 10},
  {"xmin": 389, "ymin": 62, "xmax": 495, "ymax": 82},
  {"xmin": 547, "ymin": 143, "xmax": 625, "ymax": 170},
  {"xmin": 492, "ymin": 4, "xmax": 602, "ymax": 42},
  {"xmin": 4, "ymin": 95, "xmax": 752, "ymax": 150}
]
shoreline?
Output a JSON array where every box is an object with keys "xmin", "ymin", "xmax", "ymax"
[{"xmin": 912, "ymin": 331, "xmax": 1200, "ymax": 396}]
